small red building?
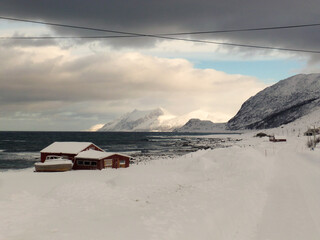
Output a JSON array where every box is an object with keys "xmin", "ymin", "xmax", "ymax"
[
  {"xmin": 74, "ymin": 150, "xmax": 131, "ymax": 170},
  {"xmin": 40, "ymin": 142, "xmax": 103, "ymax": 163},
  {"xmin": 269, "ymin": 135, "xmax": 287, "ymax": 142}
]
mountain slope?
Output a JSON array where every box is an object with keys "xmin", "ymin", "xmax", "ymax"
[
  {"xmin": 174, "ymin": 119, "xmax": 226, "ymax": 133},
  {"xmin": 162, "ymin": 110, "xmax": 217, "ymax": 130},
  {"xmin": 98, "ymin": 108, "xmax": 172, "ymax": 132},
  {"xmin": 98, "ymin": 108, "xmax": 218, "ymax": 132},
  {"xmin": 227, "ymin": 73, "xmax": 320, "ymax": 130}
]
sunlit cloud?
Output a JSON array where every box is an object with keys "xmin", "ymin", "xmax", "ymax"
[{"xmin": 0, "ymin": 44, "xmax": 266, "ymax": 130}]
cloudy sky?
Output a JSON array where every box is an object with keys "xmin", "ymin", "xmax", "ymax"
[{"xmin": 1, "ymin": 0, "xmax": 320, "ymax": 131}]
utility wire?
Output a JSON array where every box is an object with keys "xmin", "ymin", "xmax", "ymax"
[
  {"xmin": 161, "ymin": 23, "xmax": 320, "ymax": 36},
  {"xmin": 163, "ymin": 37, "xmax": 320, "ymax": 54},
  {"xmin": 0, "ymin": 35, "xmax": 137, "ymax": 39},
  {"xmin": 1, "ymin": 16, "xmax": 320, "ymax": 53},
  {"xmin": 3, "ymin": 34, "xmax": 319, "ymax": 54},
  {"xmin": 2, "ymin": 16, "xmax": 320, "ymax": 36},
  {"xmin": 0, "ymin": 16, "xmax": 144, "ymax": 37}
]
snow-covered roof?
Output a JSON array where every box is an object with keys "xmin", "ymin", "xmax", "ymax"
[
  {"xmin": 40, "ymin": 142, "xmax": 100, "ymax": 154},
  {"xmin": 274, "ymin": 135, "xmax": 286, "ymax": 139},
  {"xmin": 75, "ymin": 149, "xmax": 131, "ymax": 160}
]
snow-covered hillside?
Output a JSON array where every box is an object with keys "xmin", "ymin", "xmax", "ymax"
[
  {"xmin": 260, "ymin": 105, "xmax": 320, "ymax": 137},
  {"xmin": 98, "ymin": 108, "xmax": 171, "ymax": 132},
  {"xmin": 227, "ymin": 73, "xmax": 320, "ymax": 130},
  {"xmin": 98, "ymin": 108, "xmax": 217, "ymax": 132},
  {"xmin": 2, "ymin": 109, "xmax": 320, "ymax": 239},
  {"xmin": 174, "ymin": 118, "xmax": 227, "ymax": 133}
]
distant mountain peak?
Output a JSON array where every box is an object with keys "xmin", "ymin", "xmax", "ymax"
[
  {"xmin": 174, "ymin": 118, "xmax": 226, "ymax": 133},
  {"xmin": 98, "ymin": 108, "xmax": 218, "ymax": 132}
]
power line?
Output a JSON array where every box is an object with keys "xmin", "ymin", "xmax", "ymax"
[
  {"xmin": 3, "ymin": 34, "xmax": 319, "ymax": 54},
  {"xmin": 2, "ymin": 16, "xmax": 320, "ymax": 36},
  {"xmin": 161, "ymin": 23, "xmax": 320, "ymax": 36},
  {"xmin": 0, "ymin": 35, "xmax": 137, "ymax": 39},
  {"xmin": 164, "ymin": 37, "xmax": 320, "ymax": 54},
  {"xmin": 1, "ymin": 16, "xmax": 320, "ymax": 53},
  {"xmin": 0, "ymin": 16, "xmax": 144, "ymax": 37}
]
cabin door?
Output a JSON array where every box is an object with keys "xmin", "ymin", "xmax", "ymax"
[
  {"xmin": 113, "ymin": 158, "xmax": 120, "ymax": 168},
  {"xmin": 104, "ymin": 159, "xmax": 113, "ymax": 168}
]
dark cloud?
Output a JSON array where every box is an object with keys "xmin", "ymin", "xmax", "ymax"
[
  {"xmin": 1, "ymin": 33, "xmax": 57, "ymax": 47},
  {"xmin": 0, "ymin": 0, "xmax": 320, "ymax": 54}
]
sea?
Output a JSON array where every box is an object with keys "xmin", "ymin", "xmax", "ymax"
[{"xmin": 0, "ymin": 131, "xmax": 238, "ymax": 171}]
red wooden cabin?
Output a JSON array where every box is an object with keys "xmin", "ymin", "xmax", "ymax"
[
  {"xmin": 269, "ymin": 135, "xmax": 287, "ymax": 142},
  {"xmin": 40, "ymin": 142, "xmax": 103, "ymax": 163},
  {"xmin": 74, "ymin": 150, "xmax": 131, "ymax": 170}
]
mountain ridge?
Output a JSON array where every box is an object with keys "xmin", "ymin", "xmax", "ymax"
[
  {"xmin": 98, "ymin": 108, "xmax": 218, "ymax": 132},
  {"xmin": 173, "ymin": 118, "xmax": 226, "ymax": 133},
  {"xmin": 227, "ymin": 73, "xmax": 320, "ymax": 130},
  {"xmin": 97, "ymin": 73, "xmax": 320, "ymax": 132}
]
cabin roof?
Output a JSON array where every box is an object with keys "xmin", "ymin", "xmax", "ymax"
[
  {"xmin": 75, "ymin": 149, "xmax": 131, "ymax": 160},
  {"xmin": 40, "ymin": 142, "xmax": 100, "ymax": 154},
  {"xmin": 274, "ymin": 135, "xmax": 286, "ymax": 139}
]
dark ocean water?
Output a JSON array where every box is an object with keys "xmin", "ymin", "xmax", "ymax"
[{"xmin": 0, "ymin": 131, "xmax": 237, "ymax": 170}]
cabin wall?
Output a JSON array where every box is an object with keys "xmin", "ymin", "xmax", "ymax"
[
  {"xmin": 73, "ymin": 159, "xmax": 103, "ymax": 170},
  {"xmin": 109, "ymin": 155, "xmax": 130, "ymax": 168},
  {"xmin": 269, "ymin": 137, "xmax": 287, "ymax": 142}
]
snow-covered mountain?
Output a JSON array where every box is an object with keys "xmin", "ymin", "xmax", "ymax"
[
  {"xmin": 98, "ymin": 108, "xmax": 217, "ymax": 132},
  {"xmin": 163, "ymin": 110, "xmax": 218, "ymax": 130},
  {"xmin": 227, "ymin": 73, "xmax": 320, "ymax": 130},
  {"xmin": 98, "ymin": 108, "xmax": 170, "ymax": 132},
  {"xmin": 174, "ymin": 119, "xmax": 226, "ymax": 133}
]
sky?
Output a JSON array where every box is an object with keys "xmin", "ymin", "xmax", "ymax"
[{"xmin": 0, "ymin": 0, "xmax": 320, "ymax": 131}]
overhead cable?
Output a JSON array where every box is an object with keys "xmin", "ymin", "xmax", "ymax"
[{"xmin": 1, "ymin": 16, "xmax": 320, "ymax": 53}]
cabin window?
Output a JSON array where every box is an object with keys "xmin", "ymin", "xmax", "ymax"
[
  {"xmin": 104, "ymin": 159, "xmax": 113, "ymax": 167},
  {"xmin": 46, "ymin": 155, "xmax": 60, "ymax": 160},
  {"xmin": 120, "ymin": 160, "xmax": 126, "ymax": 164},
  {"xmin": 77, "ymin": 160, "xmax": 97, "ymax": 166}
]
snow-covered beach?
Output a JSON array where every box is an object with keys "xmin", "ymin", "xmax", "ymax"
[{"xmin": 1, "ymin": 121, "xmax": 320, "ymax": 240}]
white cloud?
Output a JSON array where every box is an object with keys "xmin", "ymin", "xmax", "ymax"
[
  {"xmin": 87, "ymin": 124, "xmax": 105, "ymax": 132},
  {"xmin": 0, "ymin": 45, "xmax": 267, "ymax": 130},
  {"xmin": 140, "ymin": 39, "xmax": 301, "ymax": 62}
]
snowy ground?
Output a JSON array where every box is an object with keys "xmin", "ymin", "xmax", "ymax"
[{"xmin": 1, "ymin": 120, "xmax": 320, "ymax": 239}]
